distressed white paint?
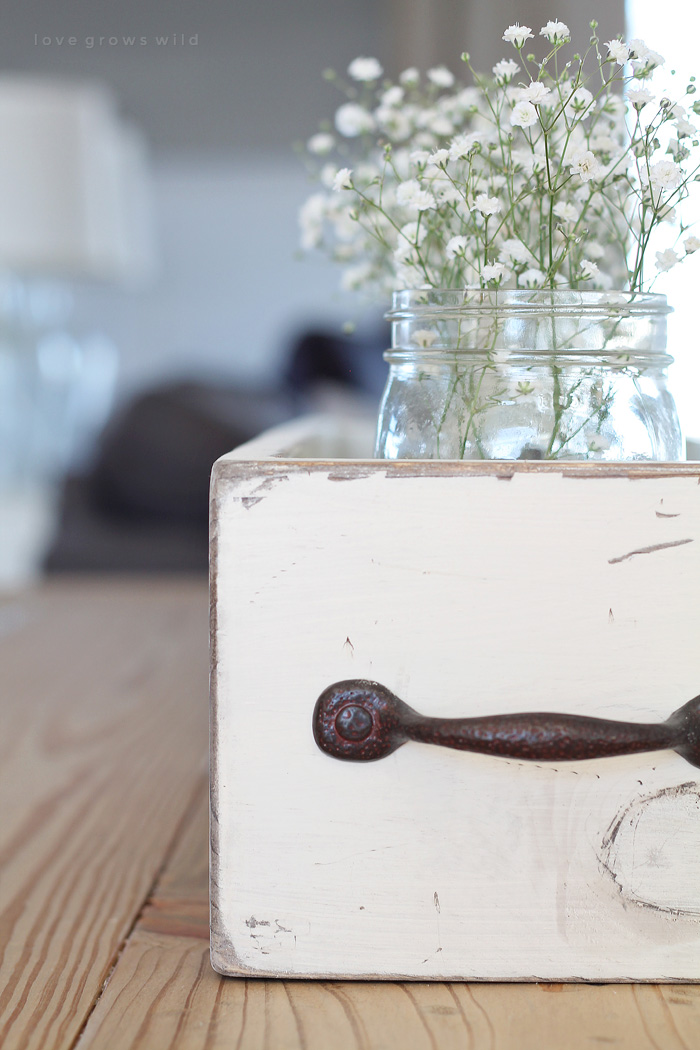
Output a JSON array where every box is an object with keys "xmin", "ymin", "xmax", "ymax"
[{"xmin": 210, "ymin": 417, "xmax": 700, "ymax": 980}]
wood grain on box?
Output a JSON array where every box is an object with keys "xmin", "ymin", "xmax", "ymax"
[{"xmin": 210, "ymin": 416, "xmax": 700, "ymax": 981}]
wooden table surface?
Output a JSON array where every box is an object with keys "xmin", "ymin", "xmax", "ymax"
[{"xmin": 2, "ymin": 578, "xmax": 700, "ymax": 1050}]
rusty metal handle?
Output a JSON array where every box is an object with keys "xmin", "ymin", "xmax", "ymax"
[{"xmin": 312, "ymin": 680, "xmax": 700, "ymax": 768}]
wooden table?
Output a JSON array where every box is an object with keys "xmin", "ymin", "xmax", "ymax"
[{"xmin": 3, "ymin": 579, "xmax": 700, "ymax": 1050}]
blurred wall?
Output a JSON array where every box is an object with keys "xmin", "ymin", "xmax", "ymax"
[
  {"xmin": 71, "ymin": 161, "xmax": 369, "ymax": 392},
  {"xmin": 0, "ymin": 0, "xmax": 389, "ymax": 156},
  {"xmin": 0, "ymin": 0, "xmax": 390, "ymax": 398}
]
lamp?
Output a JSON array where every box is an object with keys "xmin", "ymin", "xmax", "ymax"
[{"xmin": 0, "ymin": 76, "xmax": 154, "ymax": 587}]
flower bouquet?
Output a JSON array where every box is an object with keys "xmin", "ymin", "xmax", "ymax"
[{"xmin": 299, "ymin": 21, "xmax": 700, "ymax": 460}]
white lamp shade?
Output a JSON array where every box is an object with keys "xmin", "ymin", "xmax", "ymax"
[{"xmin": 0, "ymin": 76, "xmax": 154, "ymax": 282}]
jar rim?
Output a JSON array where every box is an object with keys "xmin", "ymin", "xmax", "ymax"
[{"xmin": 388, "ymin": 288, "xmax": 671, "ymax": 318}]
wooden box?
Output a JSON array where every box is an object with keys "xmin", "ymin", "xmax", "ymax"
[{"xmin": 210, "ymin": 416, "xmax": 700, "ymax": 981}]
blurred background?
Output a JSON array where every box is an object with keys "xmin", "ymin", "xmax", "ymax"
[{"xmin": 0, "ymin": 0, "xmax": 697, "ymax": 585}]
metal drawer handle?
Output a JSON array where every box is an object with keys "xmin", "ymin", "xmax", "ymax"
[{"xmin": 313, "ymin": 680, "xmax": 700, "ymax": 769}]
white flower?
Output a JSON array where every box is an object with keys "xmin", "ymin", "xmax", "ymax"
[
  {"xmin": 510, "ymin": 100, "xmax": 538, "ymax": 128},
  {"xmin": 298, "ymin": 193, "xmax": 327, "ymax": 250},
  {"xmin": 627, "ymin": 87, "xmax": 654, "ymax": 109},
  {"xmin": 302, "ymin": 22, "xmax": 699, "ymax": 301},
  {"xmin": 356, "ymin": 161, "xmax": 382, "ymax": 185},
  {"xmin": 414, "ymin": 107, "xmax": 454, "ymax": 136},
  {"xmin": 433, "ymin": 181, "xmax": 462, "ymax": 205},
  {"xmin": 628, "ymin": 39, "xmax": 664, "ymax": 69},
  {"xmin": 503, "ymin": 24, "xmax": 534, "ymax": 47},
  {"xmin": 396, "ymin": 179, "xmax": 422, "ymax": 205},
  {"xmin": 519, "ymin": 267, "xmax": 545, "ymax": 287},
  {"xmin": 510, "ymin": 148, "xmax": 537, "ymax": 174},
  {"xmin": 332, "ymin": 167, "xmax": 353, "ymax": 192},
  {"xmin": 381, "ymin": 86, "xmax": 404, "ymax": 107},
  {"xmin": 399, "ymin": 221, "xmax": 427, "ymax": 244},
  {"xmin": 590, "ymin": 131, "xmax": 617, "ymax": 154},
  {"xmin": 569, "ymin": 148, "xmax": 602, "ymax": 183},
  {"xmin": 335, "ymin": 103, "xmax": 375, "ymax": 137},
  {"xmin": 585, "ymin": 242, "xmax": 606, "ymax": 260},
  {"xmin": 320, "ymin": 162, "xmax": 338, "ymax": 188},
  {"xmin": 518, "ymin": 81, "xmax": 552, "ymax": 105},
  {"xmin": 499, "ymin": 238, "xmax": 532, "ymax": 264},
  {"xmin": 645, "ymin": 48, "xmax": 665, "ymax": 69},
  {"xmin": 553, "ymin": 201, "xmax": 578, "ymax": 223},
  {"xmin": 655, "ymin": 248, "xmax": 679, "ymax": 271},
  {"xmin": 375, "ymin": 106, "xmax": 412, "ymax": 141},
  {"xmin": 453, "ymin": 87, "xmax": 480, "ymax": 110},
  {"xmin": 482, "ymin": 262, "xmax": 510, "ymax": 282},
  {"xmin": 648, "ymin": 158, "xmax": 683, "ymax": 192},
  {"xmin": 399, "ymin": 67, "xmax": 419, "ymax": 86},
  {"xmin": 492, "ymin": 59, "xmax": 520, "ymax": 83},
  {"xmin": 449, "ymin": 132, "xmax": 482, "ymax": 159},
  {"xmin": 606, "ymin": 39, "xmax": 629, "ymax": 65},
  {"xmin": 396, "ymin": 179, "xmax": 436, "ymax": 211},
  {"xmin": 390, "ymin": 150, "xmax": 411, "ymax": 178},
  {"xmin": 393, "ymin": 265, "xmax": 416, "ymax": 289},
  {"xmin": 307, "ymin": 133, "xmax": 335, "ymax": 155},
  {"xmin": 331, "ymin": 204, "xmax": 361, "ymax": 241},
  {"xmin": 411, "ymin": 191, "xmax": 437, "ymax": 211},
  {"xmin": 393, "ymin": 241, "xmax": 417, "ymax": 263},
  {"xmin": 411, "ymin": 329, "xmax": 438, "ymax": 347},
  {"xmin": 566, "ymin": 87, "xmax": 593, "ymax": 118},
  {"xmin": 445, "ymin": 235, "xmax": 468, "ymax": 259},
  {"xmin": 473, "ymin": 193, "xmax": 502, "ymax": 216},
  {"xmin": 347, "ymin": 57, "xmax": 383, "ymax": 81},
  {"xmin": 341, "ymin": 263, "xmax": 374, "ymax": 291},
  {"xmin": 587, "ymin": 434, "xmax": 611, "ymax": 451},
  {"xmin": 628, "ymin": 39, "xmax": 651, "ymax": 60},
  {"xmin": 580, "ymin": 259, "xmax": 599, "ymax": 279},
  {"xmin": 394, "ymin": 180, "xmax": 421, "ymax": 202},
  {"xmin": 427, "ymin": 65, "xmax": 455, "ymax": 88},
  {"xmin": 540, "ymin": 20, "xmax": 570, "ymax": 43},
  {"xmin": 676, "ymin": 116, "xmax": 697, "ymax": 137},
  {"xmin": 431, "ymin": 114, "xmax": 454, "ymax": 136}
]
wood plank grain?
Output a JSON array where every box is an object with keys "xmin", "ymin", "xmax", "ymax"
[
  {"xmin": 78, "ymin": 778, "xmax": 700, "ymax": 1050},
  {"xmin": 139, "ymin": 787, "xmax": 210, "ymax": 943},
  {"xmin": 154, "ymin": 782, "xmax": 209, "ymax": 904},
  {"xmin": 0, "ymin": 579, "xmax": 209, "ymax": 1050},
  {"xmin": 77, "ymin": 937, "xmax": 700, "ymax": 1050}
]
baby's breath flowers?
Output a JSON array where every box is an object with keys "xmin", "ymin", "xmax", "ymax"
[
  {"xmin": 503, "ymin": 24, "xmax": 534, "ymax": 47},
  {"xmin": 299, "ymin": 21, "xmax": 700, "ymax": 301},
  {"xmin": 347, "ymin": 57, "xmax": 384, "ymax": 82},
  {"xmin": 298, "ymin": 23, "xmax": 691, "ymax": 463},
  {"xmin": 540, "ymin": 20, "xmax": 571, "ymax": 44}
]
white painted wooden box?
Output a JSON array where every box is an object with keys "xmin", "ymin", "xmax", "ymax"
[{"xmin": 210, "ymin": 415, "xmax": 700, "ymax": 981}]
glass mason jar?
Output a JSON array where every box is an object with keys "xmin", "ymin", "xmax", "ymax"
[{"xmin": 375, "ymin": 290, "xmax": 683, "ymax": 461}]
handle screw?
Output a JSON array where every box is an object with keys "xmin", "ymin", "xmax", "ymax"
[{"xmin": 336, "ymin": 704, "xmax": 373, "ymax": 741}]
